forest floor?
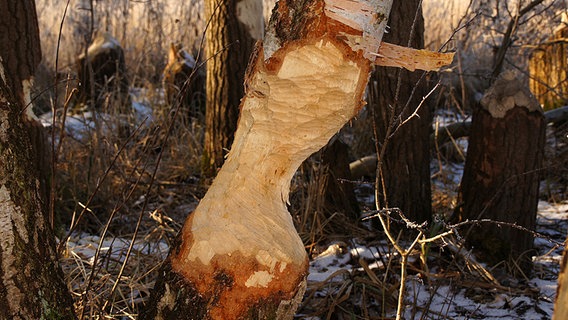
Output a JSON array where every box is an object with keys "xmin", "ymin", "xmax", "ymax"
[{"xmin": 51, "ymin": 101, "xmax": 567, "ymax": 319}]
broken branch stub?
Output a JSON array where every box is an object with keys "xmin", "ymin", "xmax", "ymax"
[{"xmin": 143, "ymin": 1, "xmax": 397, "ymax": 319}]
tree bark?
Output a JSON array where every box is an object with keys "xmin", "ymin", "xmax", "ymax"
[
  {"xmin": 0, "ymin": 0, "xmax": 76, "ymax": 318},
  {"xmin": 202, "ymin": 0, "xmax": 261, "ymax": 177},
  {"xmin": 455, "ymin": 71, "xmax": 545, "ymax": 275},
  {"xmin": 367, "ymin": 0, "xmax": 432, "ymax": 225},
  {"xmin": 141, "ymin": 0, "xmax": 393, "ymax": 318}
]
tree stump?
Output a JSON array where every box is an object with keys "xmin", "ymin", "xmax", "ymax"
[
  {"xmin": 163, "ymin": 43, "xmax": 205, "ymax": 121},
  {"xmin": 455, "ymin": 71, "xmax": 545, "ymax": 274},
  {"xmin": 77, "ymin": 33, "xmax": 130, "ymax": 113}
]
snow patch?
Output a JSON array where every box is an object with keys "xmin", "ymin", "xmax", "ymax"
[
  {"xmin": 39, "ymin": 92, "xmax": 153, "ymax": 141},
  {"xmin": 180, "ymin": 50, "xmax": 196, "ymax": 69},
  {"xmin": 306, "ymin": 199, "xmax": 565, "ymax": 319},
  {"xmin": 65, "ymin": 232, "xmax": 169, "ymax": 264}
]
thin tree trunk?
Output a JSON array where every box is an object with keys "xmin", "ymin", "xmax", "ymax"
[
  {"xmin": 368, "ymin": 0, "xmax": 432, "ymax": 225},
  {"xmin": 141, "ymin": 0, "xmax": 393, "ymax": 318},
  {"xmin": 455, "ymin": 71, "xmax": 545, "ymax": 275},
  {"xmin": 202, "ymin": 0, "xmax": 261, "ymax": 177},
  {"xmin": 0, "ymin": 0, "xmax": 76, "ymax": 318}
]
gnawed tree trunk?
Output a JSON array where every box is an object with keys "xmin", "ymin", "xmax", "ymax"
[
  {"xmin": 202, "ymin": 0, "xmax": 262, "ymax": 177},
  {"xmin": 455, "ymin": 71, "xmax": 545, "ymax": 274},
  {"xmin": 554, "ymin": 243, "xmax": 568, "ymax": 320},
  {"xmin": 141, "ymin": 0, "xmax": 394, "ymax": 318},
  {"xmin": 142, "ymin": 0, "xmax": 455, "ymax": 318},
  {"xmin": 0, "ymin": 0, "xmax": 76, "ymax": 318}
]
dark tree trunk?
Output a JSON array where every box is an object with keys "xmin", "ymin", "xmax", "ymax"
[
  {"xmin": 368, "ymin": 0, "xmax": 432, "ymax": 225},
  {"xmin": 202, "ymin": 0, "xmax": 259, "ymax": 177},
  {"xmin": 455, "ymin": 71, "xmax": 545, "ymax": 274},
  {"xmin": 0, "ymin": 0, "xmax": 76, "ymax": 318},
  {"xmin": 318, "ymin": 139, "xmax": 360, "ymax": 221}
]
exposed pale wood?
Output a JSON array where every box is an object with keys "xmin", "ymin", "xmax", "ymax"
[
  {"xmin": 480, "ymin": 71, "xmax": 543, "ymax": 118},
  {"xmin": 174, "ymin": 38, "xmax": 369, "ymax": 320}
]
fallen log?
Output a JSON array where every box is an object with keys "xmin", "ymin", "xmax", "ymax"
[
  {"xmin": 350, "ymin": 105, "xmax": 567, "ymax": 178},
  {"xmin": 430, "ymin": 105, "xmax": 568, "ymax": 147}
]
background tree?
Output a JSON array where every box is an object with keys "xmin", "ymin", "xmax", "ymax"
[
  {"xmin": 0, "ymin": 0, "xmax": 75, "ymax": 318},
  {"xmin": 202, "ymin": 0, "xmax": 262, "ymax": 177},
  {"xmin": 366, "ymin": 0, "xmax": 432, "ymax": 224}
]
